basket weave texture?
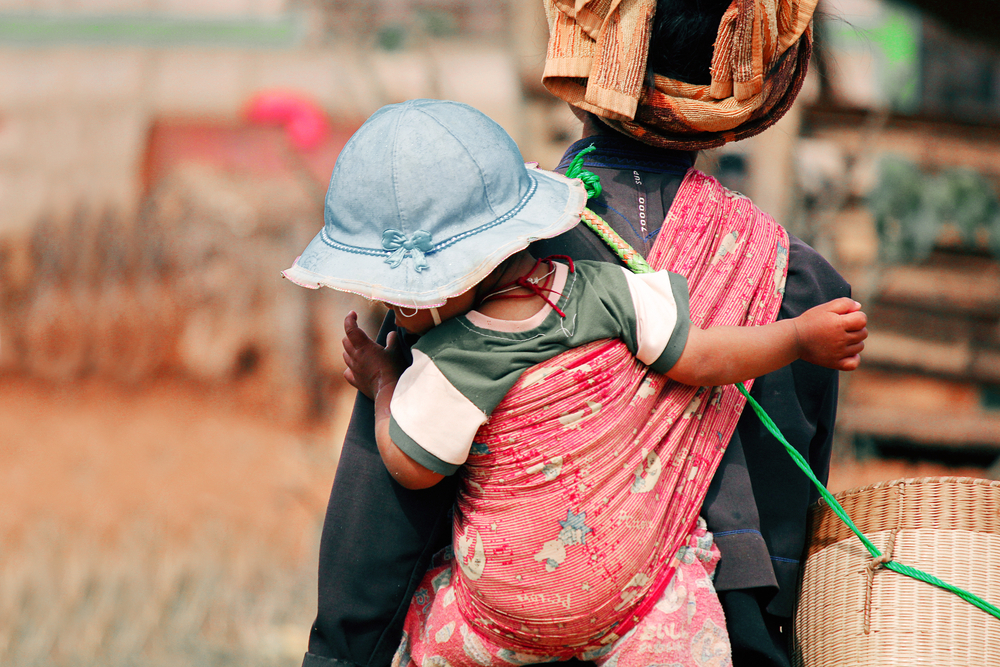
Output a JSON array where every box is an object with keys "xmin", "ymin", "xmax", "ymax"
[{"xmin": 792, "ymin": 476, "xmax": 1000, "ymax": 666}]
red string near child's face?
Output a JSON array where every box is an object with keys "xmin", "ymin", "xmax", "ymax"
[{"xmin": 479, "ymin": 256, "xmax": 575, "ymax": 318}]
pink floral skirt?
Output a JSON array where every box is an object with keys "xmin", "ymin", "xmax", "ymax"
[{"xmin": 392, "ymin": 519, "xmax": 731, "ymax": 667}]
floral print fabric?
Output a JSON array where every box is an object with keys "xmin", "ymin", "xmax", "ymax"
[
  {"xmin": 445, "ymin": 170, "xmax": 789, "ymax": 651},
  {"xmin": 393, "ymin": 519, "xmax": 731, "ymax": 667}
]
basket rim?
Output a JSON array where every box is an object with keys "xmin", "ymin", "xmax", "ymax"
[
  {"xmin": 805, "ymin": 476, "xmax": 1000, "ymax": 557},
  {"xmin": 818, "ymin": 476, "xmax": 1000, "ymax": 506}
]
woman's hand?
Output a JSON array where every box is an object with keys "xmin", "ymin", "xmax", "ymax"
[
  {"xmin": 793, "ymin": 297, "xmax": 868, "ymax": 371},
  {"xmin": 342, "ymin": 311, "xmax": 407, "ymax": 401}
]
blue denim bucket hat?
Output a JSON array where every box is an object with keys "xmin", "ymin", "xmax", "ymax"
[{"xmin": 282, "ymin": 99, "xmax": 587, "ymax": 307}]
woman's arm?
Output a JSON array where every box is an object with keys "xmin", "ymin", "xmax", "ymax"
[
  {"xmin": 343, "ymin": 311, "xmax": 444, "ymax": 490},
  {"xmin": 666, "ymin": 297, "xmax": 867, "ymax": 387}
]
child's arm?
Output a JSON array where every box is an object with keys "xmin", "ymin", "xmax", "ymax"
[
  {"xmin": 666, "ymin": 297, "xmax": 868, "ymax": 387},
  {"xmin": 342, "ymin": 311, "xmax": 444, "ymax": 490}
]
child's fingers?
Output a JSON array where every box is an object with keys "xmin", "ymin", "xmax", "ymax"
[
  {"xmin": 840, "ymin": 310, "xmax": 868, "ymax": 331},
  {"xmin": 825, "ymin": 297, "xmax": 862, "ymax": 315},
  {"xmin": 343, "ymin": 313, "xmax": 359, "ymax": 353},
  {"xmin": 342, "ymin": 351, "xmax": 372, "ymax": 395},
  {"xmin": 342, "ymin": 331, "xmax": 366, "ymax": 359},
  {"xmin": 845, "ymin": 328, "xmax": 868, "ymax": 345},
  {"xmin": 342, "ymin": 351, "xmax": 363, "ymax": 381},
  {"xmin": 837, "ymin": 354, "xmax": 862, "ymax": 371},
  {"xmin": 344, "ymin": 312, "xmax": 362, "ymax": 340},
  {"xmin": 344, "ymin": 318, "xmax": 374, "ymax": 350},
  {"xmin": 344, "ymin": 311, "xmax": 377, "ymax": 349},
  {"xmin": 843, "ymin": 341, "xmax": 865, "ymax": 357},
  {"xmin": 344, "ymin": 310, "xmax": 358, "ymax": 333},
  {"xmin": 342, "ymin": 367, "xmax": 374, "ymax": 399},
  {"xmin": 342, "ymin": 334, "xmax": 367, "ymax": 366}
]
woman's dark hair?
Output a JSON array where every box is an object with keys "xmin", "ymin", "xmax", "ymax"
[{"xmin": 647, "ymin": 0, "xmax": 731, "ymax": 84}]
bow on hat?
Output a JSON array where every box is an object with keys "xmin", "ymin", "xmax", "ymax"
[{"xmin": 382, "ymin": 229, "xmax": 433, "ymax": 272}]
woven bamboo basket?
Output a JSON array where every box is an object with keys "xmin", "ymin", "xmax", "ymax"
[{"xmin": 791, "ymin": 476, "xmax": 1000, "ymax": 666}]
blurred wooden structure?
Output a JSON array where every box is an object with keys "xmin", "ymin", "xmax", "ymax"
[
  {"xmin": 799, "ymin": 104, "xmax": 1000, "ymax": 462},
  {"xmin": 840, "ymin": 254, "xmax": 1000, "ymax": 452}
]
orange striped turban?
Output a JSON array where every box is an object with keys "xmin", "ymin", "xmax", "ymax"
[{"xmin": 542, "ymin": 0, "xmax": 818, "ymax": 150}]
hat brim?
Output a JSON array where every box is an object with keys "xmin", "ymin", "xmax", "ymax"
[{"xmin": 282, "ymin": 168, "xmax": 588, "ymax": 308}]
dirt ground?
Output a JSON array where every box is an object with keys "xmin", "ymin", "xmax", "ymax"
[
  {"xmin": 0, "ymin": 375, "xmax": 351, "ymax": 666},
  {"xmin": 2, "ymin": 376, "xmax": 985, "ymax": 544},
  {"xmin": 0, "ymin": 376, "xmax": 347, "ymax": 561}
]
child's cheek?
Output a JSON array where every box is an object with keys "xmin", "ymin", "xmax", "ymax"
[{"xmin": 393, "ymin": 310, "xmax": 432, "ymax": 335}]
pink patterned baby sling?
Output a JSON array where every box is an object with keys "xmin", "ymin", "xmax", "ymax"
[{"xmin": 450, "ymin": 170, "xmax": 790, "ymax": 653}]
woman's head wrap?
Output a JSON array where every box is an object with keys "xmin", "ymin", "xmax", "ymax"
[{"xmin": 542, "ymin": 0, "xmax": 818, "ymax": 150}]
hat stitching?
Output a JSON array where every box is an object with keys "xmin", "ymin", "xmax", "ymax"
[
  {"xmin": 417, "ymin": 107, "xmax": 500, "ymax": 219},
  {"xmin": 390, "ymin": 106, "xmax": 408, "ymax": 233},
  {"xmin": 316, "ymin": 174, "xmax": 538, "ymax": 258},
  {"xmin": 427, "ymin": 174, "xmax": 539, "ymax": 253}
]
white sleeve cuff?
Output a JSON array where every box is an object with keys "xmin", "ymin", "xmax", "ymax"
[
  {"xmin": 389, "ymin": 349, "xmax": 487, "ymax": 474},
  {"xmin": 623, "ymin": 268, "xmax": 691, "ymax": 372}
]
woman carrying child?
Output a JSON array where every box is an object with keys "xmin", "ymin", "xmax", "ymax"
[
  {"xmin": 293, "ymin": 1, "xmax": 844, "ymax": 666},
  {"xmin": 286, "ymin": 100, "xmax": 860, "ymax": 667}
]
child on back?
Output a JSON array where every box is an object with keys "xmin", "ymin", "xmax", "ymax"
[{"xmin": 283, "ymin": 99, "xmax": 866, "ymax": 666}]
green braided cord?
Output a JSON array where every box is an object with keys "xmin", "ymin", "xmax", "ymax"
[
  {"xmin": 735, "ymin": 381, "xmax": 1000, "ymax": 621},
  {"xmin": 564, "ymin": 144, "xmax": 653, "ymax": 274},
  {"xmin": 581, "ymin": 210, "xmax": 655, "ymax": 274},
  {"xmin": 564, "ymin": 144, "xmax": 603, "ymax": 200}
]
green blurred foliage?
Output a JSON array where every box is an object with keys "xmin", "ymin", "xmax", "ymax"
[
  {"xmin": 868, "ymin": 156, "xmax": 1000, "ymax": 263},
  {"xmin": 376, "ymin": 23, "xmax": 407, "ymax": 51},
  {"xmin": 417, "ymin": 9, "xmax": 458, "ymax": 38}
]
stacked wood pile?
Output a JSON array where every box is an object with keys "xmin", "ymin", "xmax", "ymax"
[
  {"xmin": 839, "ymin": 254, "xmax": 1000, "ymax": 451},
  {"xmin": 797, "ymin": 105, "xmax": 1000, "ymax": 461}
]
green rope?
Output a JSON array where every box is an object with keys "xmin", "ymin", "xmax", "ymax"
[
  {"xmin": 564, "ymin": 144, "xmax": 603, "ymax": 200},
  {"xmin": 580, "ymin": 209, "xmax": 655, "ymax": 275},
  {"xmin": 565, "ymin": 145, "xmax": 653, "ymax": 275},
  {"xmin": 735, "ymin": 382, "xmax": 1000, "ymax": 621},
  {"xmin": 572, "ymin": 156, "xmax": 1000, "ymax": 622}
]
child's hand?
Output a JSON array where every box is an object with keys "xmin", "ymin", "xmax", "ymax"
[
  {"xmin": 342, "ymin": 311, "xmax": 407, "ymax": 401},
  {"xmin": 794, "ymin": 297, "xmax": 868, "ymax": 371}
]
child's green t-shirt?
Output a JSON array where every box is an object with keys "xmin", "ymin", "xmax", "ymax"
[{"xmin": 389, "ymin": 260, "xmax": 691, "ymax": 475}]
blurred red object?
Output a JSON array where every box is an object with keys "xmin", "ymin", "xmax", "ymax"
[
  {"xmin": 245, "ymin": 90, "xmax": 331, "ymax": 152},
  {"xmin": 142, "ymin": 118, "xmax": 361, "ymax": 196}
]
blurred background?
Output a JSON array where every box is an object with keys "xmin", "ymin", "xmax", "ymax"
[{"xmin": 0, "ymin": 0, "xmax": 999, "ymax": 664}]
